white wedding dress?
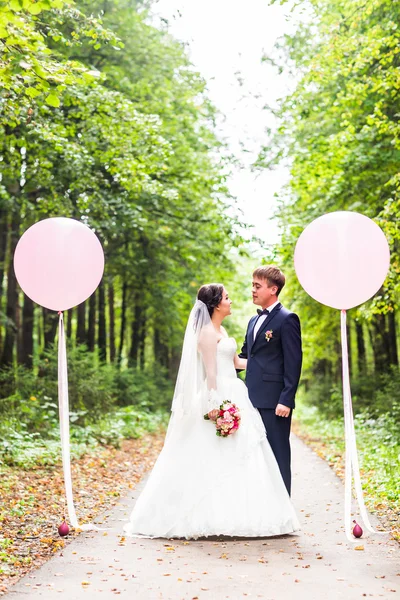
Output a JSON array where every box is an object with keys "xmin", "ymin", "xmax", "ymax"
[{"xmin": 124, "ymin": 336, "xmax": 300, "ymax": 539}]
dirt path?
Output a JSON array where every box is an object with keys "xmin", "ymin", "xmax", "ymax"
[{"xmin": 7, "ymin": 435, "xmax": 399, "ymax": 599}]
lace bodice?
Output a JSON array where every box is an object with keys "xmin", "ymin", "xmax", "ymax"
[{"xmin": 216, "ymin": 337, "xmax": 238, "ymax": 380}]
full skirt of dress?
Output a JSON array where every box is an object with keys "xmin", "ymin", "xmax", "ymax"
[{"xmin": 123, "ymin": 373, "xmax": 300, "ymax": 539}]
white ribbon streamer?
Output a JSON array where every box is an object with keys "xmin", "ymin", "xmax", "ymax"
[
  {"xmin": 58, "ymin": 312, "xmax": 103, "ymax": 531},
  {"xmin": 340, "ymin": 310, "xmax": 387, "ymax": 541}
]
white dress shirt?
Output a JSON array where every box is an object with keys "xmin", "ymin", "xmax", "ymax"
[{"xmin": 253, "ymin": 300, "xmax": 280, "ymax": 340}]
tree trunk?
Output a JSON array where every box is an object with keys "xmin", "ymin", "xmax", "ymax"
[
  {"xmin": 334, "ymin": 337, "xmax": 342, "ymax": 382},
  {"xmin": 76, "ymin": 301, "xmax": 86, "ymax": 346},
  {"xmin": 169, "ymin": 347, "xmax": 181, "ymax": 381},
  {"xmin": 387, "ymin": 311, "xmax": 398, "ymax": 366},
  {"xmin": 87, "ymin": 292, "xmax": 96, "ymax": 352},
  {"xmin": 0, "ymin": 207, "xmax": 8, "ymax": 299},
  {"xmin": 347, "ymin": 318, "xmax": 352, "ymax": 373},
  {"xmin": 1, "ymin": 210, "xmax": 20, "ymax": 366},
  {"xmin": 0, "ymin": 207, "xmax": 9, "ymax": 353},
  {"xmin": 37, "ymin": 307, "xmax": 43, "ymax": 350},
  {"xmin": 139, "ymin": 313, "xmax": 146, "ymax": 370},
  {"xmin": 369, "ymin": 314, "xmax": 391, "ymax": 373},
  {"xmin": 118, "ymin": 281, "xmax": 127, "ymax": 366},
  {"xmin": 16, "ymin": 294, "xmax": 22, "ymax": 363},
  {"xmin": 42, "ymin": 307, "xmax": 58, "ymax": 349},
  {"xmin": 108, "ymin": 280, "xmax": 116, "ymax": 362},
  {"xmin": 66, "ymin": 307, "xmax": 73, "ymax": 339},
  {"xmin": 355, "ymin": 321, "xmax": 366, "ymax": 375},
  {"xmin": 154, "ymin": 329, "xmax": 169, "ymax": 370},
  {"xmin": 98, "ymin": 280, "xmax": 107, "ymax": 361},
  {"xmin": 129, "ymin": 293, "xmax": 141, "ymax": 368},
  {"xmin": 19, "ymin": 294, "xmax": 34, "ymax": 367},
  {"xmin": 312, "ymin": 358, "xmax": 331, "ymax": 378}
]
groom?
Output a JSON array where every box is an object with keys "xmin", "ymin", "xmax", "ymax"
[{"xmin": 239, "ymin": 266, "xmax": 302, "ymax": 495}]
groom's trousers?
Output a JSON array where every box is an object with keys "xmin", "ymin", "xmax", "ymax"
[{"xmin": 258, "ymin": 408, "xmax": 292, "ymax": 496}]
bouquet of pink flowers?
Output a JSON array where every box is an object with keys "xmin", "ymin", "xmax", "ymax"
[{"xmin": 204, "ymin": 401, "xmax": 241, "ymax": 437}]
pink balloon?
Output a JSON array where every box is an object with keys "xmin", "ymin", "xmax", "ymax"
[
  {"xmin": 14, "ymin": 218, "xmax": 105, "ymax": 311},
  {"xmin": 294, "ymin": 211, "xmax": 390, "ymax": 310}
]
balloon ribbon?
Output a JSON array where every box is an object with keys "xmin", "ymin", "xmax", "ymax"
[
  {"xmin": 341, "ymin": 310, "xmax": 386, "ymax": 541},
  {"xmin": 58, "ymin": 312, "xmax": 102, "ymax": 531}
]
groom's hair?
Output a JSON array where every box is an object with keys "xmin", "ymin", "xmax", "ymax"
[
  {"xmin": 253, "ymin": 266, "xmax": 285, "ymax": 296},
  {"xmin": 197, "ymin": 283, "xmax": 224, "ymax": 317}
]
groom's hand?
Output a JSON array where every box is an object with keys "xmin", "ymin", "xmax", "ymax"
[{"xmin": 275, "ymin": 404, "xmax": 291, "ymax": 418}]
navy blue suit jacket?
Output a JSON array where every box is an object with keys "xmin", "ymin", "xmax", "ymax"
[{"xmin": 239, "ymin": 303, "xmax": 302, "ymax": 409}]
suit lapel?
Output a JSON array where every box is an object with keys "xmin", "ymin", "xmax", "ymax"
[
  {"xmin": 252, "ymin": 303, "xmax": 282, "ymax": 347},
  {"xmin": 248, "ymin": 316, "xmax": 258, "ymax": 351}
]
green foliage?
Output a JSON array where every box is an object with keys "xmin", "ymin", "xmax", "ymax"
[
  {"xmin": 295, "ymin": 397, "xmax": 400, "ymax": 507},
  {"xmin": 89, "ymin": 406, "xmax": 169, "ymax": 447},
  {"xmin": 0, "ymin": 0, "xmax": 247, "ymax": 381},
  {"xmin": 0, "ymin": 406, "xmax": 167, "ymax": 467},
  {"xmin": 259, "ymin": 0, "xmax": 400, "ymax": 409},
  {"xmin": 0, "ymin": 0, "xmax": 121, "ymax": 123},
  {"xmin": 0, "ymin": 0, "xmax": 252, "ymax": 502},
  {"xmin": 0, "ymin": 342, "xmax": 174, "ymax": 431},
  {"xmin": 36, "ymin": 344, "xmax": 117, "ymax": 419},
  {"xmin": 0, "ymin": 427, "xmax": 70, "ymax": 467},
  {"xmin": 301, "ymin": 365, "xmax": 400, "ymax": 424},
  {"xmin": 113, "ymin": 366, "xmax": 173, "ymax": 411}
]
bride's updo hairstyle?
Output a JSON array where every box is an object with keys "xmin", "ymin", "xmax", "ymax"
[{"xmin": 197, "ymin": 283, "xmax": 224, "ymax": 317}]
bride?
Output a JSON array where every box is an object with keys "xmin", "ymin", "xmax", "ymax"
[{"xmin": 123, "ymin": 283, "xmax": 300, "ymax": 539}]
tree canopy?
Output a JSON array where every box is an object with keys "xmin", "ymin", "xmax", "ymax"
[{"xmin": 260, "ymin": 0, "xmax": 399, "ymax": 412}]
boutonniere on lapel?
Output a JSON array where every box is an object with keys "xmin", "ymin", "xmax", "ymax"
[{"xmin": 265, "ymin": 330, "xmax": 273, "ymax": 342}]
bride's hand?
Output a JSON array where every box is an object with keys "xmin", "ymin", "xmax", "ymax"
[{"xmin": 208, "ymin": 409, "xmax": 219, "ymax": 421}]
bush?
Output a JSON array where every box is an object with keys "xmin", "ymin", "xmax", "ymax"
[
  {"xmin": 301, "ymin": 366, "xmax": 400, "ymax": 423},
  {"xmin": 113, "ymin": 365, "xmax": 173, "ymax": 410},
  {"xmin": 0, "ymin": 406, "xmax": 169, "ymax": 467},
  {"xmin": 89, "ymin": 406, "xmax": 169, "ymax": 447},
  {"xmin": 0, "ymin": 343, "xmax": 174, "ymax": 427},
  {"xmin": 35, "ymin": 345, "xmax": 117, "ymax": 420}
]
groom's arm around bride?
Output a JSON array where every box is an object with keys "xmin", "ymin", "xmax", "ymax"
[{"xmin": 239, "ymin": 266, "xmax": 302, "ymax": 495}]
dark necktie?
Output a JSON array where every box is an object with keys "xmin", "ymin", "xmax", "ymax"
[{"xmin": 257, "ymin": 308, "xmax": 269, "ymax": 316}]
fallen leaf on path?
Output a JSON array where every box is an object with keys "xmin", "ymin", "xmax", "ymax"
[{"xmin": 0, "ymin": 434, "xmax": 165, "ymax": 596}]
